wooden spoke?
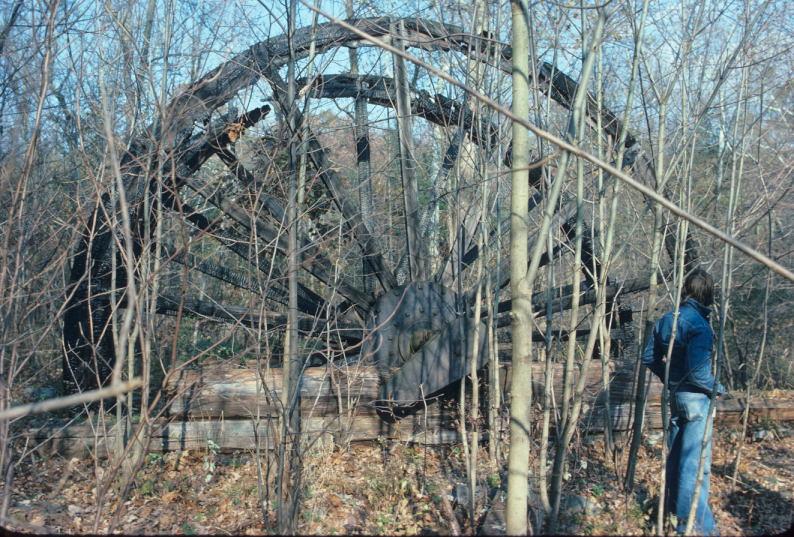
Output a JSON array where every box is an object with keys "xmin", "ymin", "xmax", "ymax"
[
  {"xmin": 156, "ymin": 294, "xmax": 362, "ymax": 343},
  {"xmin": 166, "ymin": 198, "xmax": 325, "ymax": 317}
]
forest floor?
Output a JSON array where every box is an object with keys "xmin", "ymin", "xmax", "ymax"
[{"xmin": 2, "ymin": 414, "xmax": 793, "ymax": 535}]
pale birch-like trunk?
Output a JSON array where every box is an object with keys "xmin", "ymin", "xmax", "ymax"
[{"xmin": 505, "ymin": 0, "xmax": 532, "ymax": 532}]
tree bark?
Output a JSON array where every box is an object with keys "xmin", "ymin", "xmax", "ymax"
[{"xmin": 505, "ymin": 1, "xmax": 532, "ymax": 533}]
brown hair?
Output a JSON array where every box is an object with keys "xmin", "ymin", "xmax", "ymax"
[{"xmin": 683, "ymin": 268, "xmax": 714, "ymax": 307}]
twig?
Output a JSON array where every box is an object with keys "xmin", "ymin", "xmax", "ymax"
[
  {"xmin": 0, "ymin": 379, "xmax": 142, "ymax": 421},
  {"xmin": 723, "ymin": 474, "xmax": 760, "ymax": 494},
  {"xmin": 440, "ymin": 491, "xmax": 463, "ymax": 536}
]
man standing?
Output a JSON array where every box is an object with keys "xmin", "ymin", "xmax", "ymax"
[{"xmin": 643, "ymin": 268, "xmax": 722, "ymax": 535}]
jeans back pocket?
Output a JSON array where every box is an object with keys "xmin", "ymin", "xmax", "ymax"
[{"xmin": 673, "ymin": 391, "xmax": 709, "ymax": 422}]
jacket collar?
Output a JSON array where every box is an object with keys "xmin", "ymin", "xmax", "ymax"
[{"xmin": 684, "ymin": 297, "xmax": 711, "ymax": 319}]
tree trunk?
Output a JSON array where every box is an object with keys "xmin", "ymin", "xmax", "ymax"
[{"xmin": 505, "ymin": 1, "xmax": 532, "ymax": 533}]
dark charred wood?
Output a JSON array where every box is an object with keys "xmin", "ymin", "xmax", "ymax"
[
  {"xmin": 213, "ymin": 148, "xmax": 286, "ymax": 222},
  {"xmin": 169, "ymin": 104, "xmax": 272, "ymax": 185},
  {"xmin": 264, "ymin": 65, "xmax": 401, "ymax": 297},
  {"xmin": 299, "ymin": 74, "xmax": 499, "ymax": 150},
  {"xmin": 163, "ymin": 246, "xmax": 260, "ymax": 293},
  {"xmin": 495, "ymin": 276, "xmax": 647, "ymax": 319},
  {"xmin": 459, "ymin": 181, "xmax": 546, "ymax": 279},
  {"xmin": 561, "ymin": 220, "xmax": 601, "ymax": 287}
]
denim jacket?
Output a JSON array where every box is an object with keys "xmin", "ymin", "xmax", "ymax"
[{"xmin": 642, "ymin": 298, "xmax": 722, "ymax": 395}]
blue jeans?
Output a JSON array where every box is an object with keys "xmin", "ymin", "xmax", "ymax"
[{"xmin": 666, "ymin": 391, "xmax": 718, "ymax": 535}]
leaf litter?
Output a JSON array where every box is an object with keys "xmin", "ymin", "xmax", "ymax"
[{"xmin": 1, "ymin": 423, "xmax": 792, "ymax": 534}]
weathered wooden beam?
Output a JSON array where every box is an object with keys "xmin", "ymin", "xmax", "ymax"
[
  {"xmin": 164, "ymin": 363, "xmax": 379, "ymax": 418},
  {"xmin": 495, "ymin": 275, "xmax": 650, "ymax": 320},
  {"xmin": 299, "ymin": 74, "xmax": 499, "ymax": 150},
  {"xmin": 393, "ymin": 21, "xmax": 426, "ymax": 282},
  {"xmin": 304, "ymin": 135, "xmax": 399, "ymax": 292},
  {"xmin": 168, "ymin": 104, "xmax": 272, "ymax": 186},
  {"xmin": 595, "ymin": 385, "xmax": 794, "ymax": 431},
  {"xmin": 162, "ymin": 341, "xmax": 658, "ymax": 429},
  {"xmin": 264, "ymin": 64, "xmax": 399, "ymax": 295},
  {"xmin": 25, "ymin": 386, "xmax": 794, "ymax": 456},
  {"xmin": 24, "ymin": 412, "xmax": 461, "ymax": 458}
]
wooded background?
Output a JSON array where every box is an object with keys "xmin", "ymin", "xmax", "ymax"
[{"xmin": 0, "ymin": 0, "xmax": 792, "ymax": 533}]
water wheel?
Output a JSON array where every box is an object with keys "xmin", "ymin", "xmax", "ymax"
[{"xmin": 61, "ymin": 17, "xmax": 690, "ymax": 417}]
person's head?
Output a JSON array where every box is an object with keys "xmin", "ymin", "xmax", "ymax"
[{"xmin": 683, "ymin": 268, "xmax": 714, "ymax": 307}]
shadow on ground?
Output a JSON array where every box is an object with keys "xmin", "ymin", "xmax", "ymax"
[{"xmin": 713, "ymin": 461, "xmax": 794, "ymax": 535}]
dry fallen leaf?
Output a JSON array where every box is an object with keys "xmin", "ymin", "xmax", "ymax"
[{"xmin": 161, "ymin": 491, "xmax": 180, "ymax": 504}]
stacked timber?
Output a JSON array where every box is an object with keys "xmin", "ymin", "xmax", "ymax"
[
  {"xmin": 164, "ymin": 362, "xmax": 464, "ymax": 449},
  {"xmin": 130, "ymin": 359, "xmax": 706, "ymax": 447},
  {"xmin": 24, "ymin": 360, "xmax": 794, "ymax": 456},
  {"xmin": 165, "ymin": 360, "xmax": 608, "ymax": 422}
]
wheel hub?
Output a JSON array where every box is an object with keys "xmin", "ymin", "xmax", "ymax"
[{"xmin": 361, "ymin": 281, "xmax": 488, "ymax": 411}]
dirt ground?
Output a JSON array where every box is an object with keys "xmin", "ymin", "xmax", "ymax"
[{"xmin": 2, "ymin": 421, "xmax": 792, "ymax": 535}]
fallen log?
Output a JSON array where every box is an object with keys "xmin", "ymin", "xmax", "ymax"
[
  {"xmin": 605, "ymin": 383, "xmax": 794, "ymax": 430},
  {"xmin": 165, "ymin": 362, "xmax": 381, "ymax": 418}
]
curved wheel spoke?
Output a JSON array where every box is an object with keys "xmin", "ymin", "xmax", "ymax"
[
  {"xmin": 213, "ymin": 147, "xmax": 373, "ymax": 311},
  {"xmin": 164, "ymin": 245, "xmax": 260, "ymax": 293}
]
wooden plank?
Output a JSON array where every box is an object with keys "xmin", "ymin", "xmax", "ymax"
[
  {"xmin": 166, "ymin": 360, "xmax": 618, "ymax": 420},
  {"xmin": 166, "ymin": 363, "xmax": 381, "ymax": 418},
  {"xmin": 24, "ymin": 390, "xmax": 794, "ymax": 456},
  {"xmin": 24, "ymin": 410, "xmax": 463, "ymax": 457},
  {"xmin": 588, "ymin": 379, "xmax": 794, "ymax": 431}
]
